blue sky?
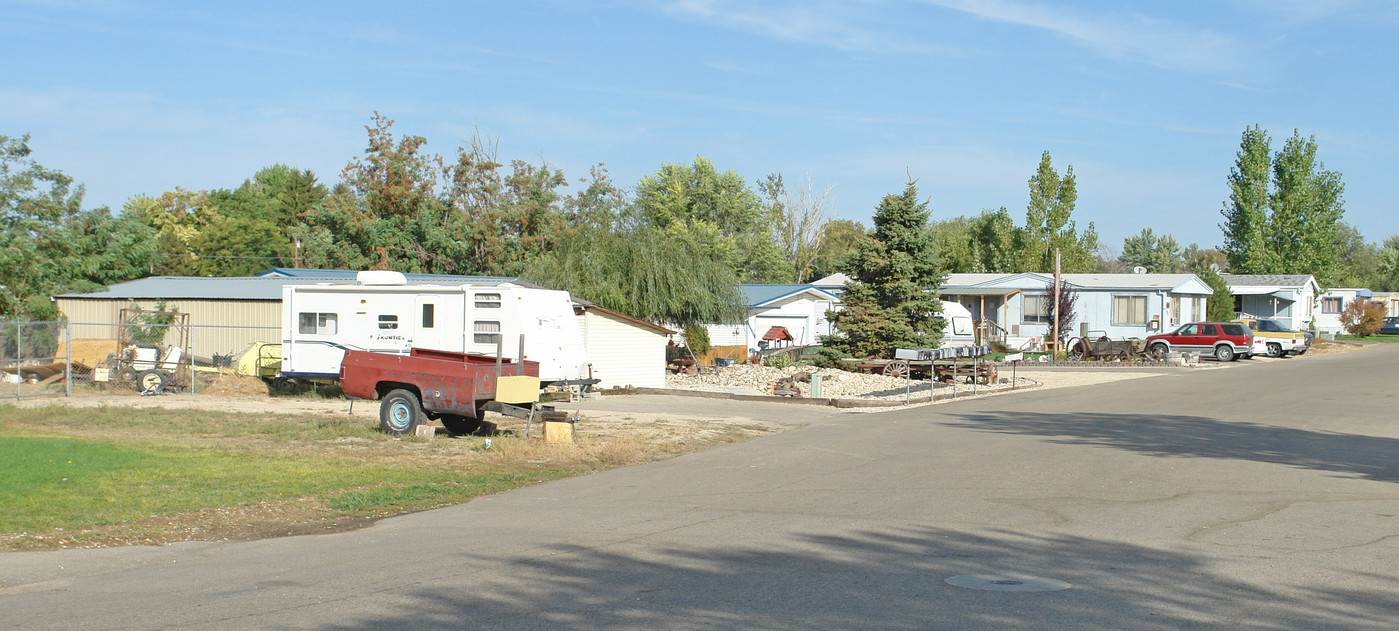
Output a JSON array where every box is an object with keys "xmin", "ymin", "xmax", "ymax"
[{"xmin": 4, "ymin": 0, "xmax": 1397, "ymax": 252}]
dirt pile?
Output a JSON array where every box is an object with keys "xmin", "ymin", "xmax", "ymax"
[{"xmin": 202, "ymin": 373, "xmax": 271, "ymax": 397}]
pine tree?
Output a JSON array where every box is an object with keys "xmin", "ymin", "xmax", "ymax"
[{"xmin": 827, "ymin": 181, "xmax": 946, "ymax": 357}]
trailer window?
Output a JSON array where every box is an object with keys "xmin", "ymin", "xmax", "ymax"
[
  {"xmin": 474, "ymin": 321, "xmax": 501, "ymax": 344},
  {"xmin": 378, "ymin": 315, "xmax": 399, "ymax": 330},
  {"xmin": 475, "ymin": 293, "xmax": 502, "ymax": 308},
  {"xmin": 298, "ymin": 312, "xmax": 338, "ymax": 335},
  {"xmin": 421, "ymin": 304, "xmax": 435, "ymax": 328}
]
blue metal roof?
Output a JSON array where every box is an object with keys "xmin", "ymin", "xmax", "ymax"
[
  {"xmin": 58, "ymin": 271, "xmax": 518, "ymax": 301},
  {"xmin": 740, "ymin": 284, "xmax": 839, "ymax": 307},
  {"xmin": 256, "ymin": 268, "xmax": 516, "ymax": 284}
]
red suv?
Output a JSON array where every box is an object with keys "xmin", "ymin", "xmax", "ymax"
[{"xmin": 1146, "ymin": 321, "xmax": 1254, "ymax": 362}]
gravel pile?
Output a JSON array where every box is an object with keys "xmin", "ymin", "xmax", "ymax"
[{"xmin": 665, "ymin": 363, "xmax": 1029, "ymax": 402}]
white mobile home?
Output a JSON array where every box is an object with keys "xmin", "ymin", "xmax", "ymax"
[
  {"xmin": 282, "ymin": 272, "xmax": 587, "ymax": 382},
  {"xmin": 1314, "ymin": 287, "xmax": 1372, "ymax": 335},
  {"xmin": 1220, "ymin": 274, "xmax": 1320, "ymax": 333},
  {"xmin": 939, "ymin": 272, "xmax": 1214, "ymax": 348}
]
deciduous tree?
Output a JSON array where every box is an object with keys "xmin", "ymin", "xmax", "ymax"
[{"xmin": 1025, "ymin": 151, "xmax": 1097, "ymax": 273}]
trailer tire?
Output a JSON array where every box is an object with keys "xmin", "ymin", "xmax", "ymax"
[
  {"xmin": 379, "ymin": 389, "xmax": 423, "ymax": 435},
  {"xmin": 137, "ymin": 370, "xmax": 165, "ymax": 394},
  {"xmin": 440, "ymin": 414, "xmax": 482, "ymax": 436}
]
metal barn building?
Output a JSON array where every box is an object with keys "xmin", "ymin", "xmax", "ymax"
[{"xmin": 54, "ymin": 269, "xmax": 671, "ymax": 389}]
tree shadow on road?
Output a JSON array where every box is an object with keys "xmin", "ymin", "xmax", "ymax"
[
  {"xmin": 948, "ymin": 412, "xmax": 1399, "ymax": 483},
  {"xmin": 319, "ymin": 525, "xmax": 1399, "ymax": 630}
]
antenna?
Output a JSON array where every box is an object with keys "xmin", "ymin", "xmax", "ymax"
[{"xmin": 1132, "ymin": 266, "xmax": 1147, "ymax": 274}]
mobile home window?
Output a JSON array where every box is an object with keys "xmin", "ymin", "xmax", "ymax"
[
  {"xmin": 421, "ymin": 304, "xmax": 435, "ymax": 328},
  {"xmin": 1192, "ymin": 298, "xmax": 1202, "ymax": 322},
  {"xmin": 298, "ymin": 312, "xmax": 338, "ymax": 335},
  {"xmin": 1022, "ymin": 294, "xmax": 1050, "ymax": 324},
  {"xmin": 1322, "ymin": 297, "xmax": 1342, "ymax": 313},
  {"xmin": 378, "ymin": 315, "xmax": 399, "ymax": 330},
  {"xmin": 475, "ymin": 293, "xmax": 502, "ymax": 309},
  {"xmin": 1113, "ymin": 295, "xmax": 1147, "ymax": 326},
  {"xmin": 474, "ymin": 321, "xmax": 501, "ymax": 344}
]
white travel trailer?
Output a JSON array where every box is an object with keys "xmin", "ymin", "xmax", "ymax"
[
  {"xmin": 935, "ymin": 301, "xmax": 978, "ymax": 348},
  {"xmin": 281, "ymin": 271, "xmax": 587, "ymax": 382}
]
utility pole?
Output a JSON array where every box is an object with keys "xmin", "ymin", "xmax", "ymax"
[{"xmin": 1052, "ymin": 249, "xmax": 1061, "ymax": 356}]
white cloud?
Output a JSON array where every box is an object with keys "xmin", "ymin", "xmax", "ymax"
[
  {"xmin": 663, "ymin": 0, "xmax": 961, "ymax": 56},
  {"xmin": 924, "ymin": 0, "xmax": 1245, "ymax": 72}
]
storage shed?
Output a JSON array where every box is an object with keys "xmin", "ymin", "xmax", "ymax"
[{"xmin": 573, "ymin": 301, "xmax": 674, "ymax": 389}]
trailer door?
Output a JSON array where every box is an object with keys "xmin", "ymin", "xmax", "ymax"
[{"xmin": 415, "ymin": 296, "xmax": 444, "ymax": 350}]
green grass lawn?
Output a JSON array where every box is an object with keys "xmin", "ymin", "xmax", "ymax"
[
  {"xmin": 1335, "ymin": 334, "xmax": 1399, "ymax": 343},
  {"xmin": 0, "ymin": 404, "xmax": 615, "ymax": 549}
]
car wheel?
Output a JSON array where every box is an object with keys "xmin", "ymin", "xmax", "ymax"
[
  {"xmin": 379, "ymin": 388, "xmax": 423, "ymax": 435},
  {"xmin": 1266, "ymin": 343, "xmax": 1282, "ymax": 358},
  {"xmin": 1215, "ymin": 345, "xmax": 1236, "ymax": 362},
  {"xmin": 1149, "ymin": 343, "xmax": 1168, "ymax": 360}
]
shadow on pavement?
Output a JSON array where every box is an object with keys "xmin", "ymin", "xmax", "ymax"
[
  {"xmin": 319, "ymin": 525, "xmax": 1399, "ymax": 630},
  {"xmin": 949, "ymin": 412, "xmax": 1399, "ymax": 483}
]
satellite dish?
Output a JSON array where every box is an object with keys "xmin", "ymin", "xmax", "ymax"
[
  {"xmin": 1132, "ymin": 266, "xmax": 1147, "ymax": 274},
  {"xmin": 1209, "ymin": 263, "xmax": 1221, "ymax": 273}
]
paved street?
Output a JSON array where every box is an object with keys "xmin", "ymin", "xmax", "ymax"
[{"xmin": 3, "ymin": 345, "xmax": 1398, "ymax": 629}]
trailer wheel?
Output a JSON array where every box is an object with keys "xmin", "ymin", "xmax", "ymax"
[
  {"xmin": 440, "ymin": 414, "xmax": 482, "ymax": 436},
  {"xmin": 137, "ymin": 370, "xmax": 166, "ymax": 394},
  {"xmin": 379, "ymin": 389, "xmax": 423, "ymax": 435}
]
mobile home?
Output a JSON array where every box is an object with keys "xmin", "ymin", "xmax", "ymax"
[{"xmin": 281, "ymin": 271, "xmax": 587, "ymax": 382}]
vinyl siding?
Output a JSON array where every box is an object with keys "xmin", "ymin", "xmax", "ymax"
[{"xmin": 577, "ymin": 310, "xmax": 668, "ymax": 389}]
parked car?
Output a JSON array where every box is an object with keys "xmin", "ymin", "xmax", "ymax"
[
  {"xmin": 1146, "ymin": 321, "xmax": 1255, "ymax": 362},
  {"xmin": 1380, "ymin": 316, "xmax": 1399, "ymax": 336},
  {"xmin": 1233, "ymin": 315, "xmax": 1311, "ymax": 357}
]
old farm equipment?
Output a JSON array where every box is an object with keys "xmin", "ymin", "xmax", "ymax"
[
  {"xmin": 103, "ymin": 308, "xmax": 192, "ymax": 393},
  {"xmin": 856, "ymin": 346, "xmax": 998, "ymax": 384},
  {"xmin": 1067, "ymin": 331, "xmax": 1148, "ymax": 361}
]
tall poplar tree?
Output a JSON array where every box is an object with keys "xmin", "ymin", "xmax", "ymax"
[
  {"xmin": 1218, "ymin": 126, "xmax": 1347, "ymax": 286},
  {"xmin": 827, "ymin": 180, "xmax": 946, "ymax": 357},
  {"xmin": 1220, "ymin": 125, "xmax": 1274, "ymax": 273},
  {"xmin": 1024, "ymin": 151, "xmax": 1097, "ymax": 273}
]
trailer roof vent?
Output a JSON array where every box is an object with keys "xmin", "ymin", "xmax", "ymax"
[{"xmin": 356, "ymin": 271, "xmax": 408, "ymax": 286}]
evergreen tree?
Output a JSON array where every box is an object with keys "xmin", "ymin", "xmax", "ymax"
[
  {"xmin": 827, "ymin": 180, "xmax": 946, "ymax": 357},
  {"xmin": 1199, "ymin": 266, "xmax": 1235, "ymax": 322}
]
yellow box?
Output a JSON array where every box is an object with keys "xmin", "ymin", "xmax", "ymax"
[
  {"xmin": 495, "ymin": 375, "xmax": 540, "ymax": 404},
  {"xmin": 543, "ymin": 420, "xmax": 574, "ymax": 443}
]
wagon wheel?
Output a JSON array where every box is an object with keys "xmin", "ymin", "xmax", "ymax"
[
  {"xmin": 1069, "ymin": 337, "xmax": 1089, "ymax": 360},
  {"xmin": 883, "ymin": 360, "xmax": 909, "ymax": 378}
]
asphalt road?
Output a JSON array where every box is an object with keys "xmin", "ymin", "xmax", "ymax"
[{"xmin": 3, "ymin": 346, "xmax": 1398, "ymax": 630}]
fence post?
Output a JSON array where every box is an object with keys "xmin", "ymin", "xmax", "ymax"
[
  {"xmin": 65, "ymin": 323, "xmax": 72, "ymax": 398},
  {"xmin": 15, "ymin": 321, "xmax": 21, "ymax": 400}
]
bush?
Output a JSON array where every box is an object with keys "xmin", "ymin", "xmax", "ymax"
[
  {"xmin": 1340, "ymin": 299, "xmax": 1385, "ymax": 336},
  {"xmin": 808, "ymin": 345, "xmax": 849, "ymax": 370}
]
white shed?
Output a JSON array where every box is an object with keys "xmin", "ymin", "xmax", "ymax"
[{"xmin": 574, "ymin": 302, "xmax": 673, "ymax": 389}]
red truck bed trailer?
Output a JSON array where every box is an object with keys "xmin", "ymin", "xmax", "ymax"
[{"xmin": 339, "ymin": 347, "xmax": 539, "ymax": 435}]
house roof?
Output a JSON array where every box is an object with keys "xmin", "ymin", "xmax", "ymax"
[
  {"xmin": 1220, "ymin": 274, "xmax": 1317, "ymax": 289},
  {"xmin": 810, "ymin": 273, "xmax": 851, "ymax": 288},
  {"xmin": 57, "ymin": 273, "xmax": 518, "ymax": 301},
  {"xmin": 740, "ymin": 284, "xmax": 839, "ymax": 307},
  {"xmin": 941, "ymin": 272, "xmax": 1209, "ymax": 294}
]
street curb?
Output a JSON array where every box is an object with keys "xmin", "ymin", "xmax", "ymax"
[{"xmin": 598, "ymin": 380, "xmax": 1045, "ymax": 408}]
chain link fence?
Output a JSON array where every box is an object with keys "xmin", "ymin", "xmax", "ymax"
[{"xmin": 3, "ymin": 319, "xmax": 283, "ymax": 399}]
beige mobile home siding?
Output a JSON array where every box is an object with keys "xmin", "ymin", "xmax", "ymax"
[
  {"xmin": 55, "ymin": 298, "xmax": 282, "ymax": 360},
  {"xmin": 577, "ymin": 310, "xmax": 667, "ymax": 389}
]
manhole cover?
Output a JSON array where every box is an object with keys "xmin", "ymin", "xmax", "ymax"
[{"xmin": 945, "ymin": 574, "xmax": 1071, "ymax": 592}]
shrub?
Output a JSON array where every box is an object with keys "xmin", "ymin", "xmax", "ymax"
[
  {"xmin": 808, "ymin": 345, "xmax": 848, "ymax": 369},
  {"xmin": 1340, "ymin": 299, "xmax": 1385, "ymax": 336}
]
